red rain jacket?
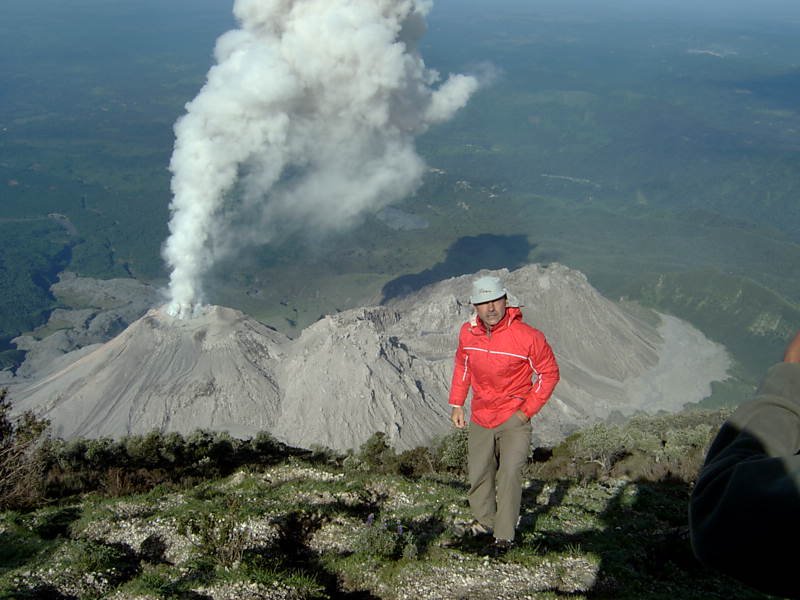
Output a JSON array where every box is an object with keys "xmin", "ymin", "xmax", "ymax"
[{"xmin": 449, "ymin": 306, "xmax": 560, "ymax": 428}]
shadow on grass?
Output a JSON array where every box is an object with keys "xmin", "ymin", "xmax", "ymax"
[
  {"xmin": 1, "ymin": 582, "xmax": 76, "ymax": 600},
  {"xmin": 0, "ymin": 506, "xmax": 82, "ymax": 573},
  {"xmin": 31, "ymin": 506, "xmax": 82, "ymax": 540},
  {"xmin": 515, "ymin": 479, "xmax": 776, "ymax": 599},
  {"xmin": 272, "ymin": 510, "xmax": 383, "ymax": 600}
]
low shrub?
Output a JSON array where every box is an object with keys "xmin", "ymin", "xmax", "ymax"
[
  {"xmin": 433, "ymin": 427, "xmax": 468, "ymax": 475},
  {"xmin": 396, "ymin": 446, "xmax": 435, "ymax": 477},
  {"xmin": 540, "ymin": 409, "xmax": 728, "ymax": 482},
  {"xmin": 176, "ymin": 497, "xmax": 251, "ymax": 568},
  {"xmin": 0, "ymin": 389, "xmax": 50, "ymax": 510},
  {"xmin": 355, "ymin": 432, "xmax": 398, "ymax": 473},
  {"xmin": 353, "ymin": 513, "xmax": 417, "ymax": 560}
]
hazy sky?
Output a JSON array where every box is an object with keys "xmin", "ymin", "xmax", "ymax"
[{"xmin": 441, "ymin": 0, "xmax": 800, "ymax": 16}]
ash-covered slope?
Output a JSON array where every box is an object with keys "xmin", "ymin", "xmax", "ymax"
[
  {"xmin": 10, "ymin": 263, "xmax": 730, "ymax": 450},
  {"xmin": 274, "ymin": 307, "xmax": 452, "ymax": 451},
  {"xmin": 289, "ymin": 262, "xmax": 729, "ymax": 449},
  {"xmin": 12, "ymin": 306, "xmax": 286, "ymax": 439}
]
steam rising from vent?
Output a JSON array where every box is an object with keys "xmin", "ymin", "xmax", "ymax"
[{"xmin": 162, "ymin": 0, "xmax": 480, "ymax": 318}]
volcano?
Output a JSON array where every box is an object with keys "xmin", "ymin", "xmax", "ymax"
[
  {"xmin": 11, "ymin": 305, "xmax": 286, "ymax": 439},
  {"xmin": 9, "ymin": 264, "xmax": 731, "ymax": 450}
]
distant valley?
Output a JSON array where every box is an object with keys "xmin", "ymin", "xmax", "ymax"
[{"xmin": 1, "ymin": 0, "xmax": 799, "ymax": 396}]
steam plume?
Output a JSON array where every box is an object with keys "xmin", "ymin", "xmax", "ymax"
[{"xmin": 162, "ymin": 0, "xmax": 479, "ymax": 318}]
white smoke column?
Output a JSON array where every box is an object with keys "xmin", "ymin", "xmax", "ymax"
[{"xmin": 162, "ymin": 0, "xmax": 479, "ymax": 318}]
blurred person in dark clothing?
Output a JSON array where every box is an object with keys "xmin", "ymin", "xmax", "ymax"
[{"xmin": 690, "ymin": 330, "xmax": 800, "ymax": 599}]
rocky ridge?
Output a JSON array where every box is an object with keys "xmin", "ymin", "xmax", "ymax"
[{"xmin": 7, "ymin": 263, "xmax": 730, "ymax": 450}]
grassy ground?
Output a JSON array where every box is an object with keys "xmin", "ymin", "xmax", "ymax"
[{"xmin": 0, "ymin": 412, "xmax": 782, "ymax": 600}]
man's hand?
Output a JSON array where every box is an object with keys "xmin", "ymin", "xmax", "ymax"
[
  {"xmin": 451, "ymin": 406, "xmax": 466, "ymax": 429},
  {"xmin": 784, "ymin": 330, "xmax": 800, "ymax": 363},
  {"xmin": 515, "ymin": 409, "xmax": 530, "ymax": 423}
]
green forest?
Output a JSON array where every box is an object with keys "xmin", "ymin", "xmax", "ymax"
[{"xmin": 2, "ymin": 0, "xmax": 799, "ymax": 390}]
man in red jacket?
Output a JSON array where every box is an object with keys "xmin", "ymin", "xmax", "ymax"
[{"xmin": 449, "ymin": 274, "xmax": 560, "ymax": 554}]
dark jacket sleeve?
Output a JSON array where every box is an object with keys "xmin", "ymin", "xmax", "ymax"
[{"xmin": 689, "ymin": 363, "xmax": 800, "ymax": 599}]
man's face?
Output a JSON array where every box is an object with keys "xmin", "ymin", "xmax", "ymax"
[{"xmin": 474, "ymin": 296, "xmax": 507, "ymax": 328}]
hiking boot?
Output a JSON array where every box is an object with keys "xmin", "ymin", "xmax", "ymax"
[
  {"xmin": 466, "ymin": 520, "xmax": 493, "ymax": 537},
  {"xmin": 486, "ymin": 537, "xmax": 514, "ymax": 558},
  {"xmin": 440, "ymin": 520, "xmax": 493, "ymax": 547}
]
